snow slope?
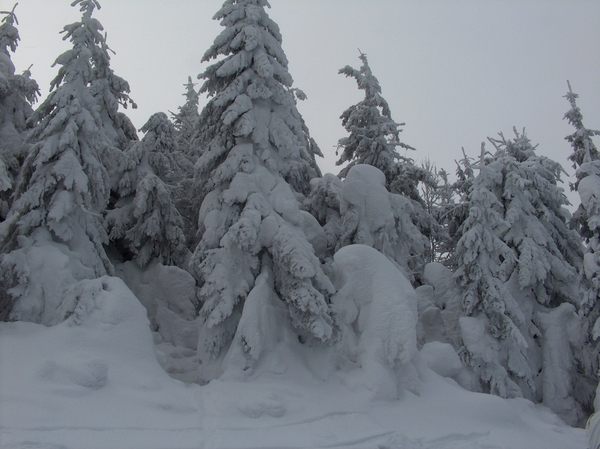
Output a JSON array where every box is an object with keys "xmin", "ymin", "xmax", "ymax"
[{"xmin": 0, "ymin": 265, "xmax": 588, "ymax": 449}]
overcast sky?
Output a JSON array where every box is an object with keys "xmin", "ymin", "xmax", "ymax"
[{"xmin": 7, "ymin": 0, "xmax": 600, "ymax": 204}]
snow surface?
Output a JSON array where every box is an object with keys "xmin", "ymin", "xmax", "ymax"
[{"xmin": 0, "ymin": 265, "xmax": 588, "ymax": 448}]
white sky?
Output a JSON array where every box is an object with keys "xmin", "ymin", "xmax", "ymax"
[{"xmin": 7, "ymin": 0, "xmax": 600, "ymax": 205}]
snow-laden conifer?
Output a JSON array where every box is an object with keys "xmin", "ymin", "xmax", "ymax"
[
  {"xmin": 189, "ymin": 0, "xmax": 336, "ymax": 379},
  {"xmin": 335, "ymin": 53, "xmax": 441, "ymax": 280},
  {"xmin": 336, "ymin": 52, "xmax": 414, "ymax": 184},
  {"xmin": 0, "ymin": 4, "xmax": 39, "ymax": 219},
  {"xmin": 455, "ymin": 129, "xmax": 585, "ymax": 425},
  {"xmin": 563, "ymin": 82, "xmax": 600, "ymax": 414},
  {"xmin": 107, "ymin": 112, "xmax": 187, "ymax": 267},
  {"xmin": 0, "ymin": 0, "xmax": 136, "ymax": 323}
]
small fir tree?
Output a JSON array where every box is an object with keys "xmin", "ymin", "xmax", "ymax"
[{"xmin": 169, "ymin": 77, "xmax": 203, "ymax": 243}]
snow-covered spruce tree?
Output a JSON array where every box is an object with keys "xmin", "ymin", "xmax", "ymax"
[
  {"xmin": 189, "ymin": 0, "xmax": 337, "ymax": 379},
  {"xmin": 563, "ymin": 82, "xmax": 600, "ymax": 413},
  {"xmin": 0, "ymin": 4, "xmax": 39, "ymax": 219},
  {"xmin": 0, "ymin": 0, "xmax": 137, "ymax": 324},
  {"xmin": 455, "ymin": 129, "xmax": 585, "ymax": 425},
  {"xmin": 335, "ymin": 52, "xmax": 441, "ymax": 280},
  {"xmin": 107, "ymin": 112, "xmax": 187, "ymax": 267}
]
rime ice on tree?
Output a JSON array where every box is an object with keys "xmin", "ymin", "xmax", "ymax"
[
  {"xmin": 189, "ymin": 0, "xmax": 337, "ymax": 380},
  {"xmin": 0, "ymin": 0, "xmax": 136, "ymax": 324}
]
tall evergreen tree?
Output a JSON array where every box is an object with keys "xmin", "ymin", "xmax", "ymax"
[
  {"xmin": 0, "ymin": 4, "xmax": 39, "ymax": 219},
  {"xmin": 189, "ymin": 0, "xmax": 337, "ymax": 380},
  {"xmin": 563, "ymin": 81, "xmax": 600, "ymax": 413},
  {"xmin": 454, "ymin": 129, "xmax": 584, "ymax": 425},
  {"xmin": 0, "ymin": 0, "xmax": 136, "ymax": 323}
]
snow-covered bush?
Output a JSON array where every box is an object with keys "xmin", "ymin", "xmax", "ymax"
[
  {"xmin": 336, "ymin": 164, "xmax": 428, "ymax": 282},
  {"xmin": 115, "ymin": 260, "xmax": 198, "ymax": 345},
  {"xmin": 330, "ymin": 244, "xmax": 419, "ymax": 399},
  {"xmin": 302, "ymin": 173, "xmax": 343, "ymax": 257},
  {"xmin": 418, "ymin": 262, "xmax": 463, "ymax": 349}
]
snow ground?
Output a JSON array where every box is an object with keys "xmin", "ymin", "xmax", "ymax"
[{"xmin": 0, "ymin": 275, "xmax": 587, "ymax": 449}]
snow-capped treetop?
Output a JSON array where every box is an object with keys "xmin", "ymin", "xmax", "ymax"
[
  {"xmin": 0, "ymin": 4, "xmax": 19, "ymax": 56},
  {"xmin": 563, "ymin": 82, "xmax": 600, "ymax": 242},
  {"xmin": 43, "ymin": 0, "xmax": 137, "ymax": 154},
  {"xmin": 0, "ymin": 3, "xmax": 38, "ymax": 120},
  {"xmin": 171, "ymin": 76, "xmax": 201, "ymax": 157},
  {"xmin": 336, "ymin": 52, "xmax": 415, "ymax": 185},
  {"xmin": 488, "ymin": 129, "xmax": 582, "ymax": 306},
  {"xmin": 138, "ymin": 112, "xmax": 185, "ymax": 182},
  {"xmin": 564, "ymin": 81, "xmax": 600, "ymax": 170},
  {"xmin": 194, "ymin": 0, "xmax": 321, "ymax": 197}
]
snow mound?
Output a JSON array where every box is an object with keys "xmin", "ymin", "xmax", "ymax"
[
  {"xmin": 0, "ymin": 275, "xmax": 199, "ymax": 439},
  {"xmin": 331, "ymin": 244, "xmax": 418, "ymax": 399},
  {"xmin": 38, "ymin": 357, "xmax": 108, "ymax": 389},
  {"xmin": 0, "ymin": 273, "xmax": 588, "ymax": 448},
  {"xmin": 4, "ymin": 227, "xmax": 97, "ymax": 325},
  {"xmin": 420, "ymin": 341, "xmax": 462, "ymax": 378}
]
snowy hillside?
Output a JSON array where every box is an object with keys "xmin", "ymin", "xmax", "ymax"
[{"xmin": 0, "ymin": 261, "xmax": 587, "ymax": 449}]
